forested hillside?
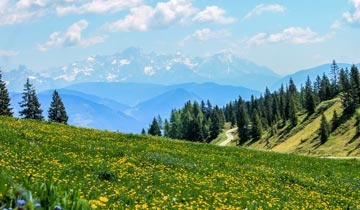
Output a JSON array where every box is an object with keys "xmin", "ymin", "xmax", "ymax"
[{"xmin": 149, "ymin": 61, "xmax": 360, "ymax": 156}]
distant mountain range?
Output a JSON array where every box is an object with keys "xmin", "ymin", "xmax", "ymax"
[
  {"xmin": 10, "ymin": 82, "xmax": 259, "ymax": 133},
  {"xmin": 3, "ymin": 47, "xmax": 280, "ymax": 92},
  {"xmin": 3, "ymin": 47, "xmax": 359, "ymax": 133}
]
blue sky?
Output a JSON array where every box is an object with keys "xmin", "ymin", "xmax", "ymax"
[{"xmin": 0, "ymin": 0, "xmax": 359, "ymax": 75}]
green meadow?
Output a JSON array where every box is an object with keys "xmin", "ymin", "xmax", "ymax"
[{"xmin": 0, "ymin": 116, "xmax": 359, "ymax": 209}]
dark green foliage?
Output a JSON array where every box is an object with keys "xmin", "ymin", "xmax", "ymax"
[
  {"xmin": 148, "ymin": 117, "xmax": 162, "ymax": 136},
  {"xmin": 330, "ymin": 60, "xmax": 339, "ymax": 96},
  {"xmin": 209, "ymin": 106, "xmax": 223, "ymax": 141},
  {"xmin": 0, "ymin": 70, "xmax": 13, "ymax": 116},
  {"xmin": 319, "ymin": 113, "xmax": 330, "ymax": 144},
  {"xmin": 304, "ymin": 76, "xmax": 316, "ymax": 114},
  {"xmin": 18, "ymin": 78, "xmax": 43, "ymax": 120},
  {"xmin": 48, "ymin": 90, "xmax": 68, "ymax": 124},
  {"xmin": 332, "ymin": 110, "xmax": 340, "ymax": 131},
  {"xmin": 163, "ymin": 119, "xmax": 170, "ymax": 137},
  {"xmin": 159, "ymin": 100, "xmax": 224, "ymax": 143},
  {"xmin": 237, "ymin": 98, "xmax": 250, "ymax": 145},
  {"xmin": 168, "ymin": 109, "xmax": 182, "ymax": 139},
  {"xmin": 319, "ymin": 73, "xmax": 332, "ymax": 101},
  {"xmin": 141, "ymin": 128, "xmax": 146, "ymax": 135},
  {"xmin": 251, "ymin": 109, "xmax": 262, "ymax": 140},
  {"xmin": 350, "ymin": 65, "xmax": 360, "ymax": 106}
]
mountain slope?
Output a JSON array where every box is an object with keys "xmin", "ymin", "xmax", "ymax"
[{"xmin": 249, "ymin": 98, "xmax": 360, "ymax": 157}]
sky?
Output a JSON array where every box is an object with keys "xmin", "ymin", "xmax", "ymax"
[{"xmin": 0, "ymin": 0, "xmax": 359, "ymax": 76}]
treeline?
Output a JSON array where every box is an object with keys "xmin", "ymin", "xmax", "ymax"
[
  {"xmin": 225, "ymin": 60, "xmax": 360, "ymax": 144},
  {"xmin": 147, "ymin": 60, "xmax": 360, "ymax": 144},
  {"xmin": 146, "ymin": 100, "xmax": 225, "ymax": 143},
  {"xmin": 0, "ymin": 71, "xmax": 68, "ymax": 124}
]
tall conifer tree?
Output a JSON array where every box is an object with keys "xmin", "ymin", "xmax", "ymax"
[
  {"xmin": 19, "ymin": 78, "xmax": 43, "ymax": 120},
  {"xmin": 0, "ymin": 70, "xmax": 13, "ymax": 116},
  {"xmin": 48, "ymin": 90, "xmax": 68, "ymax": 124}
]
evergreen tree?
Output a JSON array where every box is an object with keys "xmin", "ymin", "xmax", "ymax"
[
  {"xmin": 330, "ymin": 60, "xmax": 340, "ymax": 96},
  {"xmin": 163, "ymin": 119, "xmax": 170, "ymax": 138},
  {"xmin": 304, "ymin": 76, "xmax": 316, "ymax": 114},
  {"xmin": 48, "ymin": 90, "xmax": 68, "ymax": 124},
  {"xmin": 209, "ymin": 106, "xmax": 224, "ymax": 140},
  {"xmin": 0, "ymin": 70, "xmax": 13, "ymax": 116},
  {"xmin": 288, "ymin": 95, "xmax": 298, "ymax": 127},
  {"xmin": 278, "ymin": 84, "xmax": 286, "ymax": 123},
  {"xmin": 19, "ymin": 78, "xmax": 43, "ymax": 120},
  {"xmin": 349, "ymin": 65, "xmax": 360, "ymax": 106},
  {"xmin": 264, "ymin": 87, "xmax": 274, "ymax": 126},
  {"xmin": 319, "ymin": 113, "xmax": 330, "ymax": 144},
  {"xmin": 339, "ymin": 68, "xmax": 354, "ymax": 114},
  {"xmin": 250, "ymin": 108, "xmax": 262, "ymax": 140},
  {"xmin": 168, "ymin": 109, "xmax": 182, "ymax": 139},
  {"xmin": 332, "ymin": 110, "xmax": 340, "ymax": 131},
  {"xmin": 148, "ymin": 117, "xmax": 161, "ymax": 136},
  {"xmin": 236, "ymin": 98, "xmax": 250, "ymax": 145},
  {"xmin": 141, "ymin": 128, "xmax": 146, "ymax": 135},
  {"xmin": 319, "ymin": 73, "xmax": 332, "ymax": 101}
]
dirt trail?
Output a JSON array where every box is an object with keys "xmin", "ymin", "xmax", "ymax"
[{"xmin": 220, "ymin": 128, "xmax": 237, "ymax": 146}]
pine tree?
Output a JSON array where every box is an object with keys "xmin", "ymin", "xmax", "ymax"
[
  {"xmin": 237, "ymin": 98, "xmax": 250, "ymax": 145},
  {"xmin": 250, "ymin": 108, "xmax": 262, "ymax": 140},
  {"xmin": 168, "ymin": 109, "xmax": 182, "ymax": 139},
  {"xmin": 304, "ymin": 76, "xmax": 316, "ymax": 114},
  {"xmin": 330, "ymin": 60, "xmax": 339, "ymax": 96},
  {"xmin": 148, "ymin": 117, "xmax": 161, "ymax": 136},
  {"xmin": 48, "ymin": 90, "xmax": 68, "ymax": 124},
  {"xmin": 332, "ymin": 110, "xmax": 340, "ymax": 131},
  {"xmin": 339, "ymin": 68, "xmax": 354, "ymax": 114},
  {"xmin": 19, "ymin": 78, "xmax": 43, "ymax": 120},
  {"xmin": 163, "ymin": 119, "xmax": 170, "ymax": 138},
  {"xmin": 0, "ymin": 70, "xmax": 13, "ymax": 116},
  {"xmin": 319, "ymin": 73, "xmax": 332, "ymax": 101},
  {"xmin": 141, "ymin": 128, "xmax": 146, "ymax": 135},
  {"xmin": 209, "ymin": 106, "xmax": 223, "ymax": 140},
  {"xmin": 319, "ymin": 113, "xmax": 330, "ymax": 144},
  {"xmin": 350, "ymin": 65, "xmax": 360, "ymax": 106},
  {"xmin": 278, "ymin": 84, "xmax": 286, "ymax": 123}
]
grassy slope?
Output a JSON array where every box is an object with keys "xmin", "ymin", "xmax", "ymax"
[
  {"xmin": 250, "ymin": 98, "xmax": 360, "ymax": 157},
  {"xmin": 1, "ymin": 116, "xmax": 360, "ymax": 209}
]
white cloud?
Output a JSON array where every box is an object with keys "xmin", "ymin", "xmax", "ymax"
[
  {"xmin": 105, "ymin": 0, "xmax": 235, "ymax": 32},
  {"xmin": 105, "ymin": 0, "xmax": 197, "ymax": 32},
  {"xmin": 56, "ymin": 0, "xmax": 142, "ymax": 16},
  {"xmin": 0, "ymin": 50, "xmax": 19, "ymax": 56},
  {"xmin": 16, "ymin": 0, "xmax": 47, "ymax": 10},
  {"xmin": 244, "ymin": 4, "xmax": 286, "ymax": 20},
  {"xmin": 185, "ymin": 28, "xmax": 231, "ymax": 41},
  {"xmin": 0, "ymin": 0, "xmax": 49, "ymax": 25},
  {"xmin": 246, "ymin": 33, "xmax": 267, "ymax": 46},
  {"xmin": 247, "ymin": 27, "xmax": 332, "ymax": 46},
  {"xmin": 193, "ymin": 6, "xmax": 235, "ymax": 24},
  {"xmin": 106, "ymin": 5, "xmax": 154, "ymax": 32},
  {"xmin": 343, "ymin": 0, "xmax": 360, "ymax": 25},
  {"xmin": 38, "ymin": 20, "xmax": 105, "ymax": 51}
]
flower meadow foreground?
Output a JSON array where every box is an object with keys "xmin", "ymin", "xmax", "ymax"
[{"xmin": 0, "ymin": 116, "xmax": 360, "ymax": 209}]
